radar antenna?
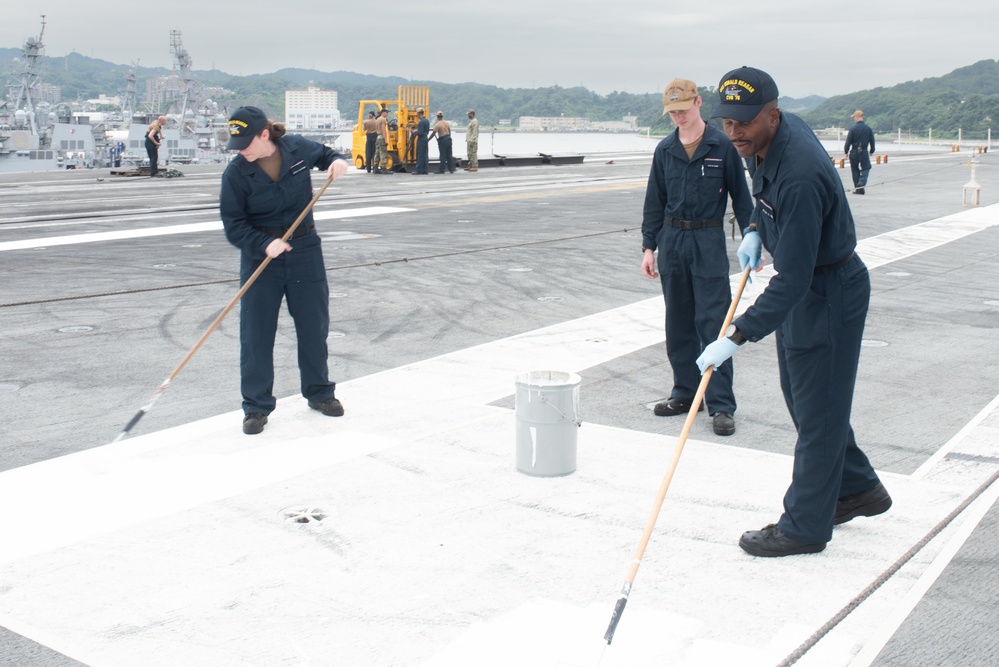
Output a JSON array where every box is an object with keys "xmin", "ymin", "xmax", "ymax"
[{"xmin": 9, "ymin": 15, "xmax": 46, "ymax": 135}]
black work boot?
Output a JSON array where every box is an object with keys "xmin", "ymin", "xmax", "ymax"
[
  {"xmin": 242, "ymin": 413, "xmax": 268, "ymax": 435},
  {"xmin": 308, "ymin": 397, "xmax": 345, "ymax": 417},
  {"xmin": 835, "ymin": 482, "xmax": 892, "ymax": 525},
  {"xmin": 712, "ymin": 412, "xmax": 735, "ymax": 436},
  {"xmin": 739, "ymin": 524, "xmax": 826, "ymax": 557}
]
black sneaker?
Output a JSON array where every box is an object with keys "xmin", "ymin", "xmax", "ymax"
[
  {"xmin": 853, "ymin": 187, "xmax": 865, "ymax": 195},
  {"xmin": 653, "ymin": 398, "xmax": 704, "ymax": 417},
  {"xmin": 242, "ymin": 413, "xmax": 267, "ymax": 435},
  {"xmin": 308, "ymin": 397, "xmax": 345, "ymax": 417},
  {"xmin": 834, "ymin": 482, "xmax": 892, "ymax": 525},
  {"xmin": 712, "ymin": 412, "xmax": 735, "ymax": 436},
  {"xmin": 739, "ymin": 523, "xmax": 826, "ymax": 557}
]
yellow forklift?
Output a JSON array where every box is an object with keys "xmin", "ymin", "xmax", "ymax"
[{"xmin": 351, "ymin": 85, "xmax": 430, "ymax": 172}]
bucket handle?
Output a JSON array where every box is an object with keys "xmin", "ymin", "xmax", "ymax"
[{"xmin": 539, "ymin": 393, "xmax": 582, "ymax": 427}]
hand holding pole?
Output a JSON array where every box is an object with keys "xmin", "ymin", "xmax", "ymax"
[
  {"xmin": 113, "ymin": 171, "xmax": 338, "ymax": 443},
  {"xmin": 603, "ymin": 266, "xmax": 752, "ymax": 644}
]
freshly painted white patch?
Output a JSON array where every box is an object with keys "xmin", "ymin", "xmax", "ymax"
[{"xmin": 0, "ymin": 204, "xmax": 997, "ymax": 666}]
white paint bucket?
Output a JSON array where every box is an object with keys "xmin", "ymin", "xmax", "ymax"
[{"xmin": 514, "ymin": 370, "xmax": 581, "ymax": 477}]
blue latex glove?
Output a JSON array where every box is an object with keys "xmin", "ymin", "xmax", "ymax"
[
  {"xmin": 696, "ymin": 337, "xmax": 740, "ymax": 374},
  {"xmin": 737, "ymin": 230, "xmax": 763, "ymax": 277}
]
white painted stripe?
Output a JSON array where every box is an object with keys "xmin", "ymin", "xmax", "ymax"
[
  {"xmin": 0, "ymin": 206, "xmax": 414, "ymax": 252},
  {"xmin": 732, "ymin": 204, "xmax": 999, "ymax": 314},
  {"xmin": 3, "ymin": 210, "xmax": 216, "ymax": 231},
  {"xmin": 312, "ymin": 206, "xmax": 413, "ymax": 220},
  {"xmin": 848, "ymin": 479, "xmax": 999, "ymax": 667},
  {"xmin": 911, "ymin": 393, "xmax": 999, "ymax": 480},
  {"xmin": 0, "ymin": 221, "xmax": 222, "ymax": 251}
]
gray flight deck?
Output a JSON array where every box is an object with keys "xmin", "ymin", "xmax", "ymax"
[{"xmin": 1, "ymin": 147, "xmax": 997, "ymax": 666}]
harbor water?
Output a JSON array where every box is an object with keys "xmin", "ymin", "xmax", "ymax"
[{"xmin": 327, "ymin": 130, "xmax": 956, "ymax": 160}]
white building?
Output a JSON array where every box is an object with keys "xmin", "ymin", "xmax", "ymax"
[
  {"xmin": 589, "ymin": 115, "xmax": 639, "ymax": 132},
  {"xmin": 85, "ymin": 94, "xmax": 122, "ymax": 108},
  {"xmin": 285, "ymin": 87, "xmax": 340, "ymax": 130},
  {"xmin": 518, "ymin": 115, "xmax": 588, "ymax": 131}
]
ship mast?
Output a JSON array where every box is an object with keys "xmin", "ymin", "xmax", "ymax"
[
  {"xmin": 120, "ymin": 63, "xmax": 138, "ymax": 129},
  {"xmin": 10, "ymin": 15, "xmax": 46, "ymax": 135},
  {"xmin": 169, "ymin": 30, "xmax": 198, "ymax": 139}
]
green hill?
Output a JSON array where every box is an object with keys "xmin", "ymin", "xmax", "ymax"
[
  {"xmin": 802, "ymin": 59, "xmax": 999, "ymax": 139},
  {"xmin": 3, "ymin": 47, "xmax": 997, "ymax": 139}
]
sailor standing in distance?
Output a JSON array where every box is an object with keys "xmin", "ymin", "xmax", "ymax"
[{"xmin": 641, "ymin": 78, "xmax": 753, "ymax": 436}]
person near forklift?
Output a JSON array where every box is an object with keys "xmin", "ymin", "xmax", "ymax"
[
  {"xmin": 219, "ymin": 105, "xmax": 351, "ymax": 435},
  {"xmin": 374, "ymin": 107, "xmax": 392, "ymax": 174},
  {"xmin": 362, "ymin": 110, "xmax": 378, "ymax": 173},
  {"xmin": 413, "ymin": 108, "xmax": 430, "ymax": 174},
  {"xmin": 464, "ymin": 109, "xmax": 479, "ymax": 171},
  {"xmin": 428, "ymin": 111, "xmax": 455, "ymax": 173}
]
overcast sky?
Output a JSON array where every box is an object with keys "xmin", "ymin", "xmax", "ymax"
[{"xmin": 4, "ymin": 2, "xmax": 998, "ymax": 99}]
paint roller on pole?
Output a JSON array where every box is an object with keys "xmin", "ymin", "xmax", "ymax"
[
  {"xmin": 112, "ymin": 171, "xmax": 338, "ymax": 443},
  {"xmin": 603, "ymin": 266, "xmax": 752, "ymax": 644}
]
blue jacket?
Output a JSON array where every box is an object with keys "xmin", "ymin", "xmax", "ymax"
[
  {"xmin": 735, "ymin": 111, "xmax": 859, "ymax": 342},
  {"xmin": 220, "ymin": 134, "xmax": 344, "ymax": 259},
  {"xmin": 641, "ymin": 122, "xmax": 753, "ymax": 250},
  {"xmin": 416, "ymin": 116, "xmax": 430, "ymax": 141},
  {"xmin": 844, "ymin": 120, "xmax": 875, "ymax": 154}
]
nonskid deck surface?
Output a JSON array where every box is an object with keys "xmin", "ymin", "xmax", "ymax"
[{"xmin": 1, "ymin": 151, "xmax": 998, "ymax": 666}]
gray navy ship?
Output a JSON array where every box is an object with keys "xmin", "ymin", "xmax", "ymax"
[{"xmin": 1, "ymin": 18, "xmax": 224, "ymax": 174}]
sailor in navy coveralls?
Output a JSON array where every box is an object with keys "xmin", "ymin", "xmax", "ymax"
[
  {"xmin": 701, "ymin": 68, "xmax": 892, "ymax": 557},
  {"xmin": 641, "ymin": 78, "xmax": 753, "ymax": 436},
  {"xmin": 844, "ymin": 109, "xmax": 876, "ymax": 194},
  {"xmin": 220, "ymin": 106, "xmax": 350, "ymax": 435}
]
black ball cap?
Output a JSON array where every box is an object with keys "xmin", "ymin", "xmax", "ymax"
[
  {"xmin": 712, "ymin": 67, "xmax": 779, "ymax": 122},
  {"xmin": 227, "ymin": 106, "xmax": 268, "ymax": 150}
]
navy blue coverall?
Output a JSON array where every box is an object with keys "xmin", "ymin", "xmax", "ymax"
[
  {"xmin": 436, "ymin": 134, "xmax": 454, "ymax": 173},
  {"xmin": 844, "ymin": 120, "xmax": 875, "ymax": 188},
  {"xmin": 733, "ymin": 111, "xmax": 882, "ymax": 544},
  {"xmin": 641, "ymin": 123, "xmax": 753, "ymax": 416},
  {"xmin": 415, "ymin": 116, "xmax": 430, "ymax": 174},
  {"xmin": 220, "ymin": 134, "xmax": 343, "ymax": 416},
  {"xmin": 365, "ymin": 132, "xmax": 378, "ymax": 173}
]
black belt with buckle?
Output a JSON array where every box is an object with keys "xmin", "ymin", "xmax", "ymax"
[
  {"xmin": 261, "ymin": 222, "xmax": 314, "ymax": 239},
  {"xmin": 667, "ymin": 217, "xmax": 723, "ymax": 230},
  {"xmin": 814, "ymin": 251, "xmax": 856, "ymax": 273}
]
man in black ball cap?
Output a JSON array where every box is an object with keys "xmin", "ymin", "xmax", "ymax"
[{"xmin": 697, "ymin": 66, "xmax": 891, "ymax": 557}]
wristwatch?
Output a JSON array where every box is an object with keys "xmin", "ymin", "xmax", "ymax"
[{"xmin": 726, "ymin": 324, "xmax": 747, "ymax": 346}]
